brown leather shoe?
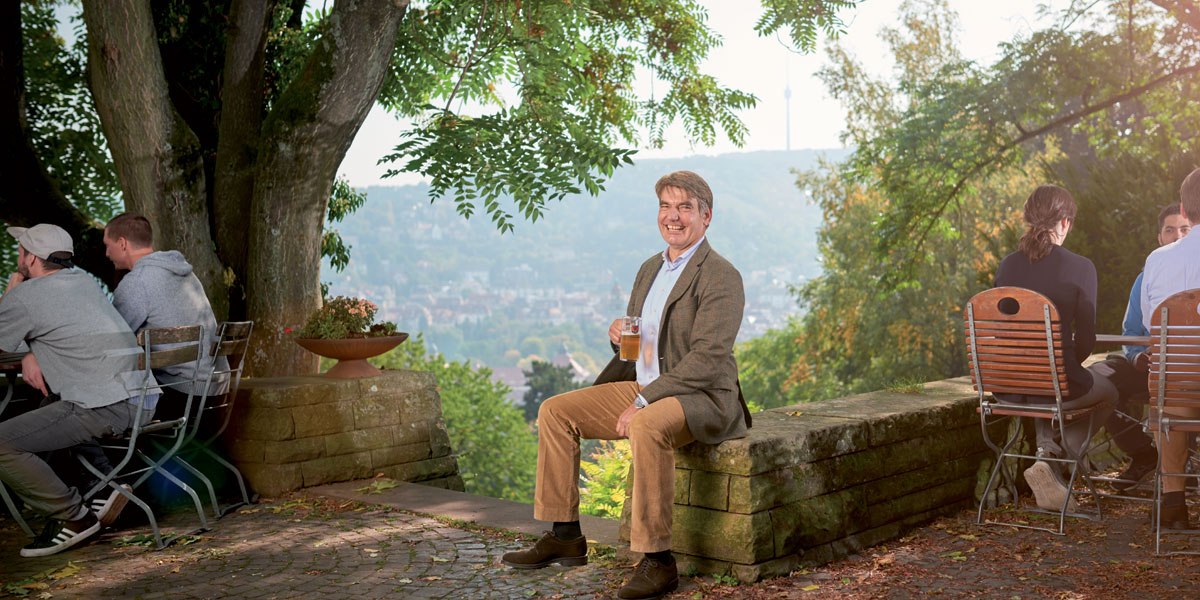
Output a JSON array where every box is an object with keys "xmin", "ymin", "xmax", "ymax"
[
  {"xmin": 617, "ymin": 557, "xmax": 679, "ymax": 600},
  {"xmin": 501, "ymin": 531, "xmax": 587, "ymax": 569},
  {"xmin": 1152, "ymin": 503, "xmax": 1192, "ymax": 530}
]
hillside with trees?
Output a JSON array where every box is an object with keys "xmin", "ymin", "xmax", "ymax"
[{"xmin": 324, "ymin": 150, "xmax": 843, "ymax": 370}]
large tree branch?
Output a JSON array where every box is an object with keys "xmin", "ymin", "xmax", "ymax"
[
  {"xmin": 0, "ymin": 2, "xmax": 113, "ymax": 284},
  {"xmin": 898, "ymin": 60, "xmax": 1200, "ymax": 267},
  {"xmin": 80, "ymin": 0, "xmax": 229, "ymax": 317},
  {"xmin": 212, "ymin": 0, "xmax": 275, "ymax": 294},
  {"xmin": 244, "ymin": 0, "xmax": 409, "ymax": 376}
]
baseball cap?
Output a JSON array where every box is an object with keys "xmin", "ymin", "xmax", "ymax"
[{"xmin": 7, "ymin": 224, "xmax": 74, "ymax": 260}]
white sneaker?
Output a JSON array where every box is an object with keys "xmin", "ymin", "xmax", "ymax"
[
  {"xmin": 89, "ymin": 485, "xmax": 132, "ymax": 528},
  {"xmin": 1024, "ymin": 460, "xmax": 1078, "ymax": 512},
  {"xmin": 19, "ymin": 512, "xmax": 101, "ymax": 557}
]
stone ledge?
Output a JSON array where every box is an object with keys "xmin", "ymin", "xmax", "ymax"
[{"xmin": 625, "ymin": 376, "xmax": 990, "ymax": 582}]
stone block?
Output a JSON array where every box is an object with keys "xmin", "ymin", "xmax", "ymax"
[
  {"xmin": 770, "ymin": 487, "xmax": 867, "ymax": 554},
  {"xmin": 239, "ymin": 462, "xmax": 302, "ymax": 498},
  {"xmin": 675, "ymin": 555, "xmax": 731, "ymax": 578},
  {"xmin": 371, "ymin": 441, "xmax": 433, "ymax": 469},
  {"xmin": 237, "ymin": 376, "xmax": 342, "ymax": 409},
  {"xmin": 325, "ymin": 426, "xmax": 394, "ymax": 456},
  {"xmin": 227, "ymin": 439, "xmax": 264, "ymax": 464},
  {"xmin": 353, "ymin": 396, "xmax": 402, "ymax": 430},
  {"xmin": 401, "ymin": 387, "xmax": 444, "ymax": 424},
  {"xmin": 428, "ymin": 420, "xmax": 452, "ymax": 458},
  {"xmin": 300, "ymin": 452, "xmax": 373, "ymax": 487},
  {"xmin": 727, "ymin": 464, "xmax": 826, "ymax": 514},
  {"xmin": 779, "ymin": 390, "xmax": 977, "ymax": 447},
  {"xmin": 672, "ymin": 505, "xmax": 774, "ymax": 564},
  {"xmin": 675, "ymin": 411, "xmax": 869, "ymax": 476},
  {"xmin": 263, "ymin": 437, "xmax": 325, "ymax": 463},
  {"xmin": 688, "ymin": 471, "xmax": 730, "ymax": 511},
  {"xmin": 799, "ymin": 501, "xmax": 970, "ymax": 568},
  {"xmin": 292, "ymin": 402, "xmax": 355, "ymax": 438},
  {"xmin": 863, "ymin": 477, "xmax": 975, "ymax": 531},
  {"xmin": 392, "ymin": 420, "xmax": 432, "ymax": 446},
  {"xmin": 358, "ymin": 369, "xmax": 436, "ymax": 398},
  {"xmin": 731, "ymin": 554, "xmax": 802, "ymax": 583},
  {"xmin": 231, "ymin": 405, "xmax": 294, "ymax": 441},
  {"xmin": 859, "ymin": 451, "xmax": 989, "ymax": 507},
  {"xmin": 378, "ymin": 455, "xmax": 460, "ymax": 483},
  {"xmin": 675, "ymin": 469, "xmax": 691, "ymax": 505}
]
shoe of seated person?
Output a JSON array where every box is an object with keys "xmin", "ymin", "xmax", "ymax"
[
  {"xmin": 1024, "ymin": 460, "xmax": 1079, "ymax": 512},
  {"xmin": 501, "ymin": 531, "xmax": 587, "ymax": 569},
  {"xmin": 89, "ymin": 484, "xmax": 132, "ymax": 528},
  {"xmin": 1112, "ymin": 454, "xmax": 1157, "ymax": 492},
  {"xmin": 1151, "ymin": 502, "xmax": 1192, "ymax": 530},
  {"xmin": 19, "ymin": 511, "xmax": 100, "ymax": 557},
  {"xmin": 618, "ymin": 557, "xmax": 679, "ymax": 600}
]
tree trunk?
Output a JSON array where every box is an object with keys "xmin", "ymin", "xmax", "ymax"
[
  {"xmin": 0, "ymin": 2, "xmax": 113, "ymax": 284},
  {"xmin": 243, "ymin": 0, "xmax": 409, "ymax": 376},
  {"xmin": 212, "ymin": 0, "xmax": 274, "ymax": 308},
  {"xmin": 80, "ymin": 0, "xmax": 230, "ymax": 319}
]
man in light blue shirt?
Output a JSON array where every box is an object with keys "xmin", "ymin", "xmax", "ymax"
[
  {"xmin": 1094, "ymin": 204, "xmax": 1190, "ymax": 492},
  {"xmin": 1140, "ymin": 168, "xmax": 1200, "ymax": 529}
]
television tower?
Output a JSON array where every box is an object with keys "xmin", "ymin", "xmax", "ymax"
[{"xmin": 784, "ymin": 58, "xmax": 792, "ymax": 151}]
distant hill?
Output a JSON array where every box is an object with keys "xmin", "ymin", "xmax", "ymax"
[{"xmin": 325, "ymin": 149, "xmax": 847, "ymax": 368}]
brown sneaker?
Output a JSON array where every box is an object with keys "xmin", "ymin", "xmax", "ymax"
[
  {"xmin": 618, "ymin": 557, "xmax": 679, "ymax": 600},
  {"xmin": 501, "ymin": 531, "xmax": 587, "ymax": 569}
]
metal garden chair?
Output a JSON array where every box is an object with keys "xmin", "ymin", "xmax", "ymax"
[
  {"xmin": 1147, "ymin": 288, "xmax": 1200, "ymax": 555},
  {"xmin": 965, "ymin": 286, "xmax": 1105, "ymax": 534}
]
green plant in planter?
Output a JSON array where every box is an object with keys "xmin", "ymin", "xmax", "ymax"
[{"xmin": 299, "ymin": 296, "xmax": 398, "ymax": 339}]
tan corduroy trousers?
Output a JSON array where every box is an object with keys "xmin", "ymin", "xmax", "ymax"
[
  {"xmin": 1156, "ymin": 406, "xmax": 1200, "ymax": 493},
  {"xmin": 534, "ymin": 381, "xmax": 694, "ymax": 553}
]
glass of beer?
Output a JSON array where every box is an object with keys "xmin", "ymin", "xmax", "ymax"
[{"xmin": 619, "ymin": 316, "xmax": 641, "ymax": 362}]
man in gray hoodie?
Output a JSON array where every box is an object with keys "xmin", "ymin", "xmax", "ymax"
[
  {"xmin": 102, "ymin": 213, "xmax": 228, "ymax": 402},
  {"xmin": 28, "ymin": 214, "xmax": 229, "ymax": 524}
]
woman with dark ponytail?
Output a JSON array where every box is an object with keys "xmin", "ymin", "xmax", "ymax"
[{"xmin": 994, "ymin": 184, "xmax": 1117, "ymax": 511}]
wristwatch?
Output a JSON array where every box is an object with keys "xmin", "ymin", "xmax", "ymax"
[{"xmin": 634, "ymin": 394, "xmax": 648, "ymax": 409}]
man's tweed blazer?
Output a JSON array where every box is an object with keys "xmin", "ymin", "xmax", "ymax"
[{"xmin": 593, "ymin": 239, "xmax": 751, "ymax": 445}]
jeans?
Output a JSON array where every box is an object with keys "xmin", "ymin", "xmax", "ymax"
[
  {"xmin": 1089, "ymin": 355, "xmax": 1156, "ymax": 459},
  {"xmin": 0, "ymin": 400, "xmax": 142, "ymax": 520}
]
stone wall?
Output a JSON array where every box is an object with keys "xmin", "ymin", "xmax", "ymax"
[
  {"xmin": 226, "ymin": 370, "xmax": 463, "ymax": 497},
  {"xmin": 622, "ymin": 377, "xmax": 995, "ymax": 582}
]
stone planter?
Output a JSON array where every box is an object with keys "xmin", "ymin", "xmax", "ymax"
[{"xmin": 295, "ymin": 334, "xmax": 408, "ymax": 378}]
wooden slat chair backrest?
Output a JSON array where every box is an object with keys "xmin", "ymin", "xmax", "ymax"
[
  {"xmin": 136, "ymin": 325, "xmax": 204, "ymax": 372},
  {"xmin": 1149, "ymin": 289, "xmax": 1200, "ymax": 429},
  {"xmin": 210, "ymin": 321, "xmax": 253, "ymax": 370},
  {"xmin": 964, "ymin": 287, "xmax": 1069, "ymax": 406}
]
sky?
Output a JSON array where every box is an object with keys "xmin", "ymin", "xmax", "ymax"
[{"xmin": 340, "ymin": 0, "xmax": 1071, "ymax": 187}]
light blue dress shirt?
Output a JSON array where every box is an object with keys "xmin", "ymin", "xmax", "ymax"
[
  {"xmin": 634, "ymin": 237, "xmax": 705, "ymax": 406},
  {"xmin": 1121, "ymin": 271, "xmax": 1147, "ymax": 362},
  {"xmin": 1141, "ymin": 231, "xmax": 1200, "ymax": 332}
]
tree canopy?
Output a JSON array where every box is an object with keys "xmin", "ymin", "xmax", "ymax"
[
  {"xmin": 853, "ymin": 0, "xmax": 1200, "ymax": 288},
  {"xmin": 736, "ymin": 0, "xmax": 1196, "ymax": 405},
  {"xmin": 2, "ymin": 0, "xmax": 859, "ymax": 376}
]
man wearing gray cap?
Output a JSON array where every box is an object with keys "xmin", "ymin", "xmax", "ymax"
[{"xmin": 0, "ymin": 224, "xmax": 155, "ymax": 557}]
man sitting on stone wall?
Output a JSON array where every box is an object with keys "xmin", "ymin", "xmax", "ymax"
[{"xmin": 500, "ymin": 171, "xmax": 753, "ymax": 600}]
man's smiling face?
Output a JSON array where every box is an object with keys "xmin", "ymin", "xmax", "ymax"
[{"xmin": 658, "ymin": 186, "xmax": 711, "ymax": 260}]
